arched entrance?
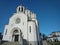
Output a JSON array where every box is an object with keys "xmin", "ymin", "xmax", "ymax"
[
  {"xmin": 13, "ymin": 30, "xmax": 19, "ymax": 42},
  {"xmin": 11, "ymin": 28, "xmax": 23, "ymax": 42}
]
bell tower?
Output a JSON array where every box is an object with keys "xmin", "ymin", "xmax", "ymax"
[{"xmin": 17, "ymin": 6, "xmax": 25, "ymax": 12}]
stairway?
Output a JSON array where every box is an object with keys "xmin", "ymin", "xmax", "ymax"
[{"xmin": 1, "ymin": 42, "xmax": 22, "ymax": 45}]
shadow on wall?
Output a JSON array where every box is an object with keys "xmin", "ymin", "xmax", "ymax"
[{"xmin": 23, "ymin": 39, "xmax": 28, "ymax": 45}]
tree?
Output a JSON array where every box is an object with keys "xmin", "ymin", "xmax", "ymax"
[
  {"xmin": 0, "ymin": 33, "xmax": 3, "ymax": 40},
  {"xmin": 42, "ymin": 34, "xmax": 47, "ymax": 40}
]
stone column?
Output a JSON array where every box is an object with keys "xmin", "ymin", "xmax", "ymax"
[{"xmin": 19, "ymin": 30, "xmax": 23, "ymax": 45}]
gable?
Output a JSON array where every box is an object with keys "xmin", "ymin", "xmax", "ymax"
[{"xmin": 9, "ymin": 12, "xmax": 27, "ymax": 25}]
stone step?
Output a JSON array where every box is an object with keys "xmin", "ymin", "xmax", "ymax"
[{"xmin": 1, "ymin": 42, "xmax": 22, "ymax": 45}]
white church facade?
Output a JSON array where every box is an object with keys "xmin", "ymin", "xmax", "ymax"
[{"xmin": 2, "ymin": 6, "xmax": 40, "ymax": 45}]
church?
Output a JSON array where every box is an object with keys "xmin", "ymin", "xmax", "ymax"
[{"xmin": 2, "ymin": 5, "xmax": 40, "ymax": 45}]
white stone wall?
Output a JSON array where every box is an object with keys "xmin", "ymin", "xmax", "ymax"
[
  {"xmin": 28, "ymin": 21, "xmax": 38, "ymax": 45},
  {"xmin": 3, "ymin": 12, "xmax": 28, "ymax": 41},
  {"xmin": 2, "ymin": 5, "xmax": 40, "ymax": 45}
]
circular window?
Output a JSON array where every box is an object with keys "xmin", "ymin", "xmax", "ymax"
[{"xmin": 15, "ymin": 18, "xmax": 20, "ymax": 24}]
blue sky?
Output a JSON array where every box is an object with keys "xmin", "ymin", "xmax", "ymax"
[{"xmin": 0, "ymin": 0, "xmax": 60, "ymax": 36}]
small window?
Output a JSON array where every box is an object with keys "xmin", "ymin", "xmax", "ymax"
[
  {"xmin": 5, "ymin": 29, "xmax": 7, "ymax": 35},
  {"xmin": 21, "ymin": 7, "xmax": 23, "ymax": 12},
  {"xmin": 19, "ymin": 7, "xmax": 23, "ymax": 12},
  {"xmin": 19, "ymin": 7, "xmax": 20, "ymax": 11},
  {"xmin": 29, "ymin": 26, "xmax": 31, "ymax": 33}
]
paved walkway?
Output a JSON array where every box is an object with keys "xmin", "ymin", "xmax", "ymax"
[{"xmin": 42, "ymin": 40, "xmax": 51, "ymax": 45}]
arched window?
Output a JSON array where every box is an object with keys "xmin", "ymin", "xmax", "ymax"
[
  {"xmin": 21, "ymin": 7, "xmax": 23, "ymax": 12},
  {"xmin": 18, "ymin": 7, "xmax": 23, "ymax": 12},
  {"xmin": 29, "ymin": 26, "xmax": 31, "ymax": 33},
  {"xmin": 5, "ymin": 29, "xmax": 7, "ymax": 35},
  {"xmin": 19, "ymin": 7, "xmax": 20, "ymax": 11}
]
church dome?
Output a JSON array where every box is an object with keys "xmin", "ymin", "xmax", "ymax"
[{"xmin": 17, "ymin": 5, "xmax": 25, "ymax": 12}]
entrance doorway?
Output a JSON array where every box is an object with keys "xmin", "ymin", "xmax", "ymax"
[
  {"xmin": 13, "ymin": 30, "xmax": 19, "ymax": 42},
  {"xmin": 12, "ymin": 29, "xmax": 22, "ymax": 42},
  {"xmin": 14, "ymin": 35, "xmax": 19, "ymax": 42}
]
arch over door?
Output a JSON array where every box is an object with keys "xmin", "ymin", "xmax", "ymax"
[{"xmin": 13, "ymin": 30, "xmax": 19, "ymax": 42}]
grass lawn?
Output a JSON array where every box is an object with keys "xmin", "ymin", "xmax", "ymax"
[{"xmin": 49, "ymin": 41, "xmax": 60, "ymax": 45}]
